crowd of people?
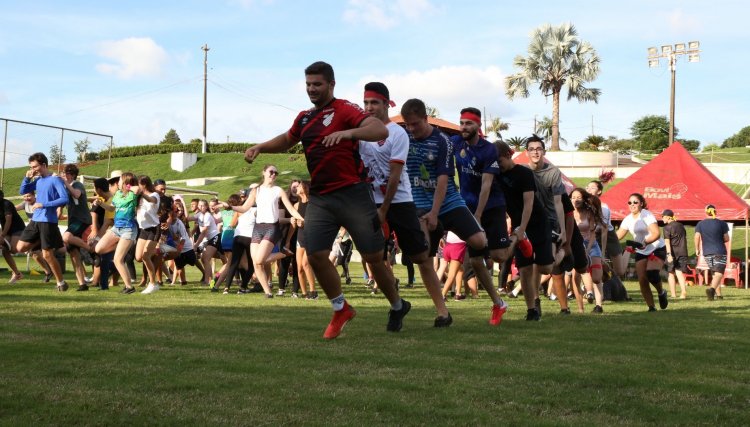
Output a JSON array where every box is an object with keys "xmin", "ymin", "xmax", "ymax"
[{"xmin": 1, "ymin": 61, "xmax": 737, "ymax": 340}]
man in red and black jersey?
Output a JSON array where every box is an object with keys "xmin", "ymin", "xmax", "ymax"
[{"xmin": 245, "ymin": 61, "xmax": 411, "ymax": 339}]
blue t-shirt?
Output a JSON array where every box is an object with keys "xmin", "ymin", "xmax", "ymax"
[
  {"xmin": 406, "ymin": 127, "xmax": 465, "ymax": 215},
  {"xmin": 450, "ymin": 135, "xmax": 505, "ymax": 212},
  {"xmin": 112, "ymin": 190, "xmax": 137, "ymax": 228},
  {"xmin": 695, "ymin": 218, "xmax": 729, "ymax": 255},
  {"xmin": 19, "ymin": 175, "xmax": 68, "ymax": 223}
]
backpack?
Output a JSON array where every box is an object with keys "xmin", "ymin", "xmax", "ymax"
[{"xmin": 603, "ymin": 275, "xmax": 629, "ymax": 302}]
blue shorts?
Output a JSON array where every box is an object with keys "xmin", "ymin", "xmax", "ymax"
[
  {"xmin": 111, "ymin": 226, "xmax": 136, "ymax": 241},
  {"xmin": 584, "ymin": 239, "xmax": 603, "ymax": 258}
]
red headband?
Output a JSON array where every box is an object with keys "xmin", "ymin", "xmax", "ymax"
[
  {"xmin": 364, "ymin": 90, "xmax": 396, "ymax": 107},
  {"xmin": 460, "ymin": 112, "xmax": 481, "ymax": 124}
]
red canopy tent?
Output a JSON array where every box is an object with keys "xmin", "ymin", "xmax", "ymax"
[
  {"xmin": 390, "ymin": 115, "xmax": 461, "ymax": 136},
  {"xmin": 600, "ymin": 143, "xmax": 748, "ymax": 222},
  {"xmin": 512, "ymin": 150, "xmax": 576, "ymax": 193}
]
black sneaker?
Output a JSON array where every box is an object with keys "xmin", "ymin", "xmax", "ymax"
[
  {"xmin": 387, "ymin": 299, "xmax": 411, "ymax": 332},
  {"xmin": 123, "ymin": 287, "xmax": 136, "ymax": 294},
  {"xmin": 265, "ymin": 293, "xmax": 274, "ymax": 299},
  {"xmin": 560, "ymin": 308, "xmax": 571, "ymax": 315},
  {"xmin": 210, "ymin": 287, "xmax": 219, "ymax": 293},
  {"xmin": 345, "ymin": 277, "xmax": 352, "ymax": 285},
  {"xmin": 526, "ymin": 308, "xmax": 541, "ymax": 321},
  {"xmin": 592, "ymin": 305, "xmax": 603, "ymax": 314},
  {"xmin": 586, "ymin": 292, "xmax": 595, "ymax": 304},
  {"xmin": 534, "ymin": 297, "xmax": 542, "ymax": 318},
  {"xmin": 76, "ymin": 284, "xmax": 89, "ymax": 292},
  {"xmin": 658, "ymin": 291, "xmax": 669, "ymax": 309},
  {"xmin": 648, "ymin": 306, "xmax": 657, "ymax": 312},
  {"xmin": 706, "ymin": 287, "xmax": 716, "ymax": 301},
  {"xmin": 56, "ymin": 282, "xmax": 69, "ymax": 292},
  {"xmin": 44, "ymin": 272, "xmax": 53, "ymax": 283},
  {"xmin": 717, "ymin": 295, "xmax": 724, "ymax": 300},
  {"xmin": 237, "ymin": 287, "xmax": 250, "ymax": 294},
  {"xmin": 434, "ymin": 313, "xmax": 453, "ymax": 328}
]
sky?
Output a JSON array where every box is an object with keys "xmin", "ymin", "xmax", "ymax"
[{"xmin": 1, "ymin": 0, "xmax": 749, "ymax": 168}]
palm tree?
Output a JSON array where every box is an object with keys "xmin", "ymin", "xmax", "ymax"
[
  {"xmin": 506, "ymin": 136, "xmax": 526, "ymax": 151},
  {"xmin": 534, "ymin": 116, "xmax": 567, "ymax": 147},
  {"xmin": 426, "ymin": 105, "xmax": 441, "ymax": 118},
  {"xmin": 486, "ymin": 116, "xmax": 509, "ymax": 139},
  {"xmin": 505, "ymin": 23, "xmax": 601, "ymax": 151}
]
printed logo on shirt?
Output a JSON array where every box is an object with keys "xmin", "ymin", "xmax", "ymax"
[{"xmin": 323, "ymin": 112, "xmax": 334, "ymax": 126}]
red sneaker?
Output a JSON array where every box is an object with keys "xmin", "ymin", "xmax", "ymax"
[
  {"xmin": 489, "ymin": 301, "xmax": 508, "ymax": 326},
  {"xmin": 323, "ymin": 302, "xmax": 356, "ymax": 339}
]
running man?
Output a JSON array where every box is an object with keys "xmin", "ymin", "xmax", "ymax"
[
  {"xmin": 695, "ymin": 204, "xmax": 730, "ymax": 301},
  {"xmin": 16, "ymin": 153, "xmax": 70, "ymax": 291},
  {"xmin": 244, "ymin": 61, "xmax": 410, "ymax": 339},
  {"xmin": 400, "ymin": 98, "xmax": 508, "ymax": 325},
  {"xmin": 359, "ymin": 82, "xmax": 452, "ymax": 327},
  {"xmin": 61, "ymin": 164, "xmax": 93, "ymax": 291}
]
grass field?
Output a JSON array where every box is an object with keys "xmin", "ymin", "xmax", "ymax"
[{"xmin": 1, "ymin": 262, "xmax": 749, "ymax": 426}]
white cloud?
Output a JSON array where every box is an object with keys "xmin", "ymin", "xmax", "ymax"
[
  {"xmin": 95, "ymin": 37, "xmax": 168, "ymax": 79},
  {"xmin": 345, "ymin": 65, "xmax": 512, "ymax": 121},
  {"xmin": 342, "ymin": 0, "xmax": 435, "ymax": 30}
]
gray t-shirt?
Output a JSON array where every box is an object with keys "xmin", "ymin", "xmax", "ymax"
[
  {"xmin": 67, "ymin": 181, "xmax": 92, "ymax": 225},
  {"xmin": 529, "ymin": 162, "xmax": 565, "ymax": 232}
]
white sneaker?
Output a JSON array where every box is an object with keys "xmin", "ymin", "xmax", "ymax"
[
  {"xmin": 141, "ymin": 283, "xmax": 159, "ymax": 294},
  {"xmin": 277, "ymin": 289, "xmax": 285, "ymax": 296},
  {"xmin": 9, "ymin": 272, "xmax": 23, "ymax": 284},
  {"xmin": 549, "ymin": 294, "xmax": 558, "ymax": 301}
]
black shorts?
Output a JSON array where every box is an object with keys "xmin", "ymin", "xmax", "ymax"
[
  {"xmin": 468, "ymin": 206, "xmax": 510, "ymax": 258},
  {"xmin": 668, "ymin": 255, "xmax": 689, "ymax": 273},
  {"xmin": 634, "ymin": 246, "xmax": 667, "ymax": 263},
  {"xmin": 175, "ymin": 249, "xmax": 197, "ymax": 269},
  {"xmin": 65, "ymin": 220, "xmax": 90, "ymax": 238},
  {"xmin": 382, "ymin": 202, "xmax": 429, "ymax": 257},
  {"xmin": 20, "ymin": 221, "xmax": 63, "ymax": 250},
  {"xmin": 552, "ymin": 227, "xmax": 589, "ymax": 275},
  {"xmin": 515, "ymin": 220, "xmax": 553, "ymax": 269},
  {"xmin": 138, "ymin": 226, "xmax": 160, "ymax": 242},
  {"xmin": 704, "ymin": 254, "xmax": 727, "ymax": 274},
  {"xmin": 422, "ymin": 206, "xmax": 483, "ymax": 257},
  {"xmin": 304, "ymin": 182, "xmax": 384, "ymax": 255},
  {"xmin": 205, "ymin": 234, "xmax": 222, "ymax": 252}
]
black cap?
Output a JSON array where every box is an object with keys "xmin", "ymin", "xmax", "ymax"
[
  {"xmin": 93, "ymin": 178, "xmax": 109, "ymax": 192},
  {"xmin": 661, "ymin": 209, "xmax": 674, "ymax": 217}
]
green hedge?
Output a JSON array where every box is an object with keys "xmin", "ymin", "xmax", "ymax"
[{"xmin": 101, "ymin": 142, "xmax": 304, "ymax": 159}]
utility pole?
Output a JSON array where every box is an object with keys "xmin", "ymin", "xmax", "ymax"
[
  {"xmin": 647, "ymin": 41, "xmax": 700, "ymax": 146},
  {"xmin": 202, "ymin": 44, "xmax": 210, "ymax": 154}
]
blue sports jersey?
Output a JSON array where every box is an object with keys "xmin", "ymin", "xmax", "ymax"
[
  {"xmin": 406, "ymin": 127, "xmax": 466, "ymax": 215},
  {"xmin": 450, "ymin": 135, "xmax": 505, "ymax": 212}
]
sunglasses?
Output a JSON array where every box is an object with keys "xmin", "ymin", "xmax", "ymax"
[
  {"xmin": 268, "ymin": 170, "xmax": 278, "ymax": 176},
  {"xmin": 627, "ymin": 201, "xmax": 640, "ymax": 205}
]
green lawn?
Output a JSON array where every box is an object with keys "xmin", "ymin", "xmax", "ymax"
[{"xmin": 1, "ymin": 262, "xmax": 749, "ymax": 426}]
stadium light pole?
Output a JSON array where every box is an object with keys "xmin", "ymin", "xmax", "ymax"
[
  {"xmin": 202, "ymin": 44, "xmax": 210, "ymax": 154},
  {"xmin": 647, "ymin": 41, "xmax": 700, "ymax": 146}
]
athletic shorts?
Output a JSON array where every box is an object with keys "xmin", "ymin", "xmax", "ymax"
[
  {"xmin": 381, "ymin": 202, "xmax": 429, "ymax": 257},
  {"xmin": 252, "ymin": 223, "xmax": 281, "ymax": 245},
  {"xmin": 175, "ymin": 249, "xmax": 197, "ymax": 269},
  {"xmin": 303, "ymin": 182, "xmax": 384, "ymax": 255},
  {"xmin": 515, "ymin": 220, "xmax": 553, "ymax": 269},
  {"xmin": 204, "ymin": 234, "xmax": 223, "ymax": 252},
  {"xmin": 422, "ymin": 206, "xmax": 482, "ymax": 257},
  {"xmin": 634, "ymin": 246, "xmax": 667, "ymax": 262},
  {"xmin": 668, "ymin": 255, "xmax": 689, "ymax": 273},
  {"xmin": 20, "ymin": 221, "xmax": 64, "ymax": 250},
  {"xmin": 138, "ymin": 226, "xmax": 160, "ymax": 242},
  {"xmin": 65, "ymin": 220, "xmax": 90, "ymax": 238},
  {"xmin": 443, "ymin": 241, "xmax": 467, "ymax": 263},
  {"xmin": 111, "ymin": 226, "xmax": 136, "ymax": 241},
  {"xmin": 704, "ymin": 254, "xmax": 727, "ymax": 274},
  {"xmin": 552, "ymin": 226, "xmax": 589, "ymax": 275},
  {"xmin": 467, "ymin": 206, "xmax": 510, "ymax": 258}
]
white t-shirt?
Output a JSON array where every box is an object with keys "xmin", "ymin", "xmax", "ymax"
[
  {"xmin": 255, "ymin": 185, "xmax": 282, "ymax": 224},
  {"xmin": 170, "ymin": 220, "xmax": 193, "ymax": 253},
  {"xmin": 619, "ymin": 209, "xmax": 666, "ymax": 255},
  {"xmin": 235, "ymin": 208, "xmax": 257, "ymax": 238},
  {"xmin": 601, "ymin": 203, "xmax": 614, "ymax": 232},
  {"xmin": 136, "ymin": 192, "xmax": 160, "ymax": 228},
  {"xmin": 197, "ymin": 211, "xmax": 219, "ymax": 240},
  {"xmin": 445, "ymin": 231, "xmax": 464, "ymax": 244},
  {"xmin": 359, "ymin": 121, "xmax": 413, "ymax": 204}
]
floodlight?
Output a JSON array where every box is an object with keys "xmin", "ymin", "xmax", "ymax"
[
  {"xmin": 688, "ymin": 53, "xmax": 700, "ymax": 63},
  {"xmin": 661, "ymin": 45, "xmax": 672, "ymax": 54},
  {"xmin": 648, "ymin": 58, "xmax": 660, "ymax": 68},
  {"xmin": 675, "ymin": 43, "xmax": 686, "ymax": 52},
  {"xmin": 688, "ymin": 41, "xmax": 700, "ymax": 50},
  {"xmin": 647, "ymin": 47, "xmax": 658, "ymax": 57}
]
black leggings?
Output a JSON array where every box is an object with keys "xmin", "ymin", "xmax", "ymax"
[{"xmin": 219, "ymin": 236, "xmax": 254, "ymax": 289}]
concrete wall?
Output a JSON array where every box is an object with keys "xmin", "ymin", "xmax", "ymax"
[{"xmin": 171, "ymin": 152, "xmax": 197, "ymax": 172}]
